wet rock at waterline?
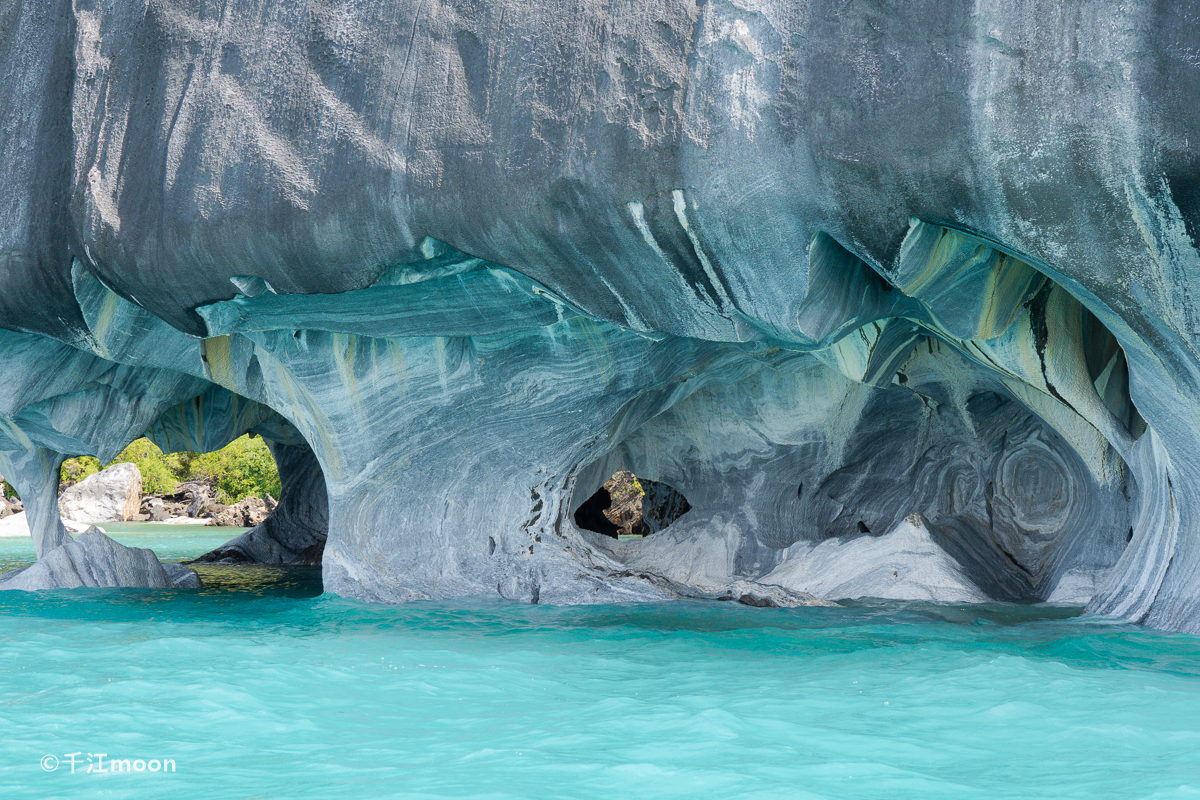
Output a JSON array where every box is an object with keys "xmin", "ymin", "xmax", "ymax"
[
  {"xmin": 0, "ymin": 530, "xmax": 201, "ymax": 591},
  {"xmin": 2, "ymin": 1, "xmax": 1200, "ymax": 629}
]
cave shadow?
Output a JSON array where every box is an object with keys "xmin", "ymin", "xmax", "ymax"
[{"xmin": 574, "ymin": 470, "xmax": 691, "ymax": 539}]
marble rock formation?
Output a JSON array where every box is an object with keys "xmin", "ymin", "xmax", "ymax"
[
  {"xmin": 0, "ymin": 529, "xmax": 200, "ymax": 591},
  {"xmin": 58, "ymin": 462, "xmax": 142, "ymax": 523},
  {"xmin": 1, "ymin": 1, "xmax": 1200, "ymax": 628}
]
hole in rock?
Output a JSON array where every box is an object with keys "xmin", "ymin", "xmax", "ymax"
[{"xmin": 573, "ymin": 471, "xmax": 690, "ymax": 539}]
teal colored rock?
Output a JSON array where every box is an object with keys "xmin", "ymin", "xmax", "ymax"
[{"xmin": 1, "ymin": 1, "xmax": 1199, "ymax": 630}]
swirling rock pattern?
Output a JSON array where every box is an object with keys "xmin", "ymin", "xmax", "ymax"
[{"xmin": 1, "ymin": 1, "xmax": 1198, "ymax": 629}]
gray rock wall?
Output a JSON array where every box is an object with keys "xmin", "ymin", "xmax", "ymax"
[{"xmin": 1, "ymin": 1, "xmax": 1199, "ymax": 629}]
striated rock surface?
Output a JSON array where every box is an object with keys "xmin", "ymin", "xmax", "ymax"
[
  {"xmin": 760, "ymin": 514, "xmax": 988, "ymax": 603},
  {"xmin": 58, "ymin": 462, "xmax": 142, "ymax": 523},
  {"xmin": 1, "ymin": 1, "xmax": 1199, "ymax": 629},
  {"xmin": 0, "ymin": 530, "xmax": 200, "ymax": 591}
]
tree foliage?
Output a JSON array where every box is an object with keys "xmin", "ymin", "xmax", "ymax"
[
  {"xmin": 187, "ymin": 435, "xmax": 282, "ymax": 503},
  {"xmin": 58, "ymin": 435, "xmax": 281, "ymax": 503}
]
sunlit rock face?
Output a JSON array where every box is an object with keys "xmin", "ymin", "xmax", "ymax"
[{"xmin": 1, "ymin": 1, "xmax": 1199, "ymax": 628}]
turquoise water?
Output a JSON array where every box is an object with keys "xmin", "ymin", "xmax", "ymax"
[
  {"xmin": 0, "ymin": 522, "xmax": 241, "ymax": 572},
  {"xmin": 0, "ymin": 523, "xmax": 321, "ymax": 596},
  {"xmin": 2, "ymin": 529, "xmax": 1200, "ymax": 799}
]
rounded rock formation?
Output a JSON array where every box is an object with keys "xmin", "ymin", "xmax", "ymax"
[
  {"xmin": 0, "ymin": 1, "xmax": 1198, "ymax": 628},
  {"xmin": 58, "ymin": 462, "xmax": 142, "ymax": 524}
]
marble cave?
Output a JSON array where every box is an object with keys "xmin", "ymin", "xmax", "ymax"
[{"xmin": 4, "ymin": 0, "xmax": 1200, "ymax": 632}]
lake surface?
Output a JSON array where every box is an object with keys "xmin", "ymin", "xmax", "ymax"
[{"xmin": 2, "ymin": 526, "xmax": 1199, "ymax": 799}]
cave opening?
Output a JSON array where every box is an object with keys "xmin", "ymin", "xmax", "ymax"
[
  {"xmin": 846, "ymin": 223, "xmax": 1150, "ymax": 601},
  {"xmin": 120, "ymin": 389, "xmax": 333, "ymax": 589},
  {"xmin": 573, "ymin": 470, "xmax": 691, "ymax": 539}
]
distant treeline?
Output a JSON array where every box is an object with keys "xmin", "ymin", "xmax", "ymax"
[{"xmin": 57, "ymin": 435, "xmax": 282, "ymax": 503}]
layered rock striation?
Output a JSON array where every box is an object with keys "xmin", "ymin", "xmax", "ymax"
[{"xmin": 1, "ymin": 1, "xmax": 1199, "ymax": 627}]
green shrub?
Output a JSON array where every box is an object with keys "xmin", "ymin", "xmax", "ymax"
[
  {"xmin": 58, "ymin": 435, "xmax": 280, "ymax": 503},
  {"xmin": 60, "ymin": 456, "xmax": 101, "ymax": 486},
  {"xmin": 115, "ymin": 440, "xmax": 186, "ymax": 495},
  {"xmin": 188, "ymin": 435, "xmax": 281, "ymax": 503}
]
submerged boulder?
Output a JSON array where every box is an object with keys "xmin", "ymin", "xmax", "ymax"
[{"xmin": 58, "ymin": 463, "xmax": 141, "ymax": 523}]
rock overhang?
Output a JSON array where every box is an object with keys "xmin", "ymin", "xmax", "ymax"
[{"xmin": 0, "ymin": 0, "xmax": 1198, "ymax": 629}]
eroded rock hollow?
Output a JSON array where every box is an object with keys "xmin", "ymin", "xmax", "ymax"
[{"xmin": 3, "ymin": 0, "xmax": 1199, "ymax": 628}]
